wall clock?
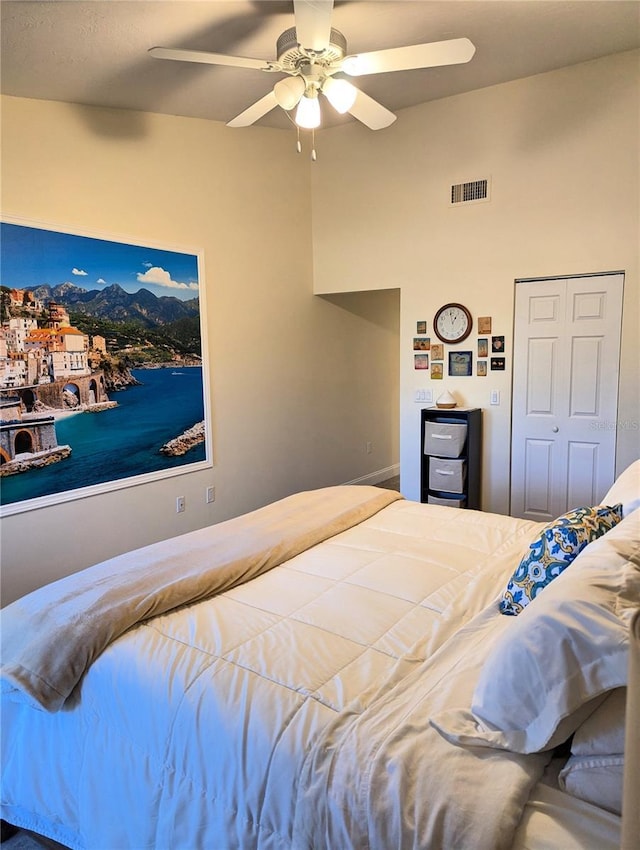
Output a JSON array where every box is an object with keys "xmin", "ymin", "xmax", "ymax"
[{"xmin": 433, "ymin": 303, "xmax": 473, "ymax": 343}]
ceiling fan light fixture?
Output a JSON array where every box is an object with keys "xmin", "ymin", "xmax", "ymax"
[
  {"xmin": 322, "ymin": 77, "xmax": 357, "ymax": 113},
  {"xmin": 295, "ymin": 91, "xmax": 321, "ymax": 129},
  {"xmin": 274, "ymin": 76, "xmax": 306, "ymax": 110}
]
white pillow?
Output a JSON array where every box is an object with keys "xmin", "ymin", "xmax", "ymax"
[
  {"xmin": 559, "ymin": 755, "xmax": 623, "ymax": 815},
  {"xmin": 431, "ymin": 511, "xmax": 639, "ymax": 755},
  {"xmin": 571, "ymin": 687, "xmax": 626, "ymax": 756},
  {"xmin": 558, "ymin": 688, "xmax": 626, "ymax": 815},
  {"xmin": 602, "ymin": 458, "xmax": 640, "ymax": 517}
]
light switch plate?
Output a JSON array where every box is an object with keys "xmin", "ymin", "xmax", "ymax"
[{"xmin": 414, "ymin": 389, "xmax": 434, "ymax": 404}]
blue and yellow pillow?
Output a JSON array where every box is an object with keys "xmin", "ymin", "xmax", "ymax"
[{"xmin": 500, "ymin": 504, "xmax": 623, "ymax": 615}]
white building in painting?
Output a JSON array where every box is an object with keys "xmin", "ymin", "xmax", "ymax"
[
  {"xmin": 4, "ymin": 317, "xmax": 38, "ymax": 353},
  {"xmin": 1, "ymin": 301, "xmax": 91, "ymax": 387}
]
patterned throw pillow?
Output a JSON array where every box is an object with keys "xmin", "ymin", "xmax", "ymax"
[{"xmin": 500, "ymin": 504, "xmax": 623, "ymax": 615}]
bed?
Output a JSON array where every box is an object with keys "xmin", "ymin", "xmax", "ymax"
[{"xmin": 1, "ymin": 460, "xmax": 639, "ymax": 850}]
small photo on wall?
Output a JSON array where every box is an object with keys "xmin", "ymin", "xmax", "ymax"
[
  {"xmin": 477, "ymin": 338, "xmax": 488, "ymax": 358},
  {"xmin": 477, "ymin": 360, "xmax": 487, "ymax": 376},
  {"xmin": 491, "ymin": 357, "xmax": 506, "ymax": 371},
  {"xmin": 413, "ymin": 337, "xmax": 430, "ymax": 351},
  {"xmin": 431, "ymin": 361, "xmax": 443, "ymax": 380},
  {"xmin": 430, "ymin": 343, "xmax": 444, "ymax": 361},
  {"xmin": 448, "ymin": 351, "xmax": 473, "ymax": 377},
  {"xmin": 478, "ymin": 316, "xmax": 492, "ymax": 334},
  {"xmin": 492, "ymin": 335, "xmax": 505, "ymax": 353},
  {"xmin": 415, "ymin": 354, "xmax": 429, "ymax": 370},
  {"xmin": 416, "ymin": 321, "xmax": 427, "ymax": 334}
]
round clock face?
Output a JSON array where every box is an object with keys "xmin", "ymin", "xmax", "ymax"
[{"xmin": 434, "ymin": 303, "xmax": 472, "ymax": 343}]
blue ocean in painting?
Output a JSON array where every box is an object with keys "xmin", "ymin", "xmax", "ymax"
[{"xmin": 1, "ymin": 368, "xmax": 206, "ymax": 507}]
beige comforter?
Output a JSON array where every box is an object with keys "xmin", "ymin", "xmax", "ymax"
[
  {"xmin": 1, "ymin": 485, "xmax": 402, "ymax": 711},
  {"xmin": 1, "ymin": 486, "xmax": 551, "ymax": 850}
]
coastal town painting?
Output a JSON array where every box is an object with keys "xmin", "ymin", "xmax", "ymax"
[{"xmin": 0, "ymin": 218, "xmax": 211, "ymax": 515}]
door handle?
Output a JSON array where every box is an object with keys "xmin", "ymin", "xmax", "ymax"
[{"xmin": 552, "ymin": 426, "xmax": 559, "ymax": 433}]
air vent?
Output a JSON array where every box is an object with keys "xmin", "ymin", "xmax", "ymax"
[{"xmin": 450, "ymin": 178, "xmax": 490, "ymax": 206}]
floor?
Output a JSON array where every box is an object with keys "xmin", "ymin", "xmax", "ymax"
[
  {"xmin": 375, "ymin": 475, "xmax": 400, "ymax": 491},
  {"xmin": 2, "ymin": 827, "xmax": 63, "ymax": 850}
]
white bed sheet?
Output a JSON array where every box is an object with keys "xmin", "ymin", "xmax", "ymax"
[{"xmin": 513, "ymin": 783, "xmax": 621, "ymax": 850}]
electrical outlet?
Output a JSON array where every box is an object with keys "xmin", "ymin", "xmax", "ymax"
[
  {"xmin": 176, "ymin": 495, "xmax": 185, "ymax": 513},
  {"xmin": 206, "ymin": 486, "xmax": 215, "ymax": 504}
]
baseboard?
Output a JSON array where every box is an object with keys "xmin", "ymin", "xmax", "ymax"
[{"xmin": 342, "ymin": 464, "xmax": 400, "ymax": 487}]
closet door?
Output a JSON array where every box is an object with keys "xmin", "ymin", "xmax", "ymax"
[{"xmin": 510, "ymin": 273, "xmax": 623, "ymax": 521}]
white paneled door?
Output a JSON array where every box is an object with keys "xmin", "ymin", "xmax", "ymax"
[{"xmin": 510, "ymin": 273, "xmax": 624, "ymax": 520}]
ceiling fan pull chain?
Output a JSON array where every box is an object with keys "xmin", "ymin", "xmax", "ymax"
[
  {"xmin": 296, "ymin": 126, "xmax": 302, "ymax": 153},
  {"xmin": 311, "ymin": 129, "xmax": 317, "ymax": 161}
]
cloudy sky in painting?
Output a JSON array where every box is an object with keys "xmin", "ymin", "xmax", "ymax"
[{"xmin": 1, "ymin": 222, "xmax": 200, "ymax": 301}]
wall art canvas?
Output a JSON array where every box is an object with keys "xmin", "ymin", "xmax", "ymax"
[{"xmin": 0, "ymin": 218, "xmax": 211, "ymax": 516}]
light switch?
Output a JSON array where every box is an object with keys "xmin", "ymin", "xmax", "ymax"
[
  {"xmin": 490, "ymin": 390, "xmax": 500, "ymax": 406},
  {"xmin": 415, "ymin": 389, "xmax": 434, "ymax": 404}
]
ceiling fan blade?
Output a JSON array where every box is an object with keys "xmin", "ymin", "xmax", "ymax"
[
  {"xmin": 226, "ymin": 90, "xmax": 279, "ymax": 127},
  {"xmin": 343, "ymin": 37, "xmax": 476, "ymax": 76},
  {"xmin": 293, "ymin": 0, "xmax": 334, "ymax": 51},
  {"xmin": 348, "ymin": 89, "xmax": 396, "ymax": 131},
  {"xmin": 149, "ymin": 46, "xmax": 275, "ymax": 72}
]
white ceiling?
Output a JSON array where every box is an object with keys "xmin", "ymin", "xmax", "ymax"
[{"xmin": 1, "ymin": 1, "xmax": 639, "ymax": 131}]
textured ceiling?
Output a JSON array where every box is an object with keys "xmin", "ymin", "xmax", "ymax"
[{"xmin": 1, "ymin": 1, "xmax": 639, "ymax": 131}]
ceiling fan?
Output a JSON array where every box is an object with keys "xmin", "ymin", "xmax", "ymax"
[{"xmin": 149, "ymin": 0, "xmax": 475, "ymax": 133}]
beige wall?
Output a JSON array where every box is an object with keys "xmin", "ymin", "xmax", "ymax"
[
  {"xmin": 311, "ymin": 50, "xmax": 640, "ymax": 510},
  {"xmin": 0, "ymin": 96, "xmax": 399, "ymax": 604}
]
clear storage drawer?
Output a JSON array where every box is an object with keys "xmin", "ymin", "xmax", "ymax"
[
  {"xmin": 429, "ymin": 457, "xmax": 466, "ymax": 493},
  {"xmin": 424, "ymin": 421, "xmax": 467, "ymax": 458}
]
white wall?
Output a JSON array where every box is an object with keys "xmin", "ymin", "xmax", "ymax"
[
  {"xmin": 0, "ymin": 96, "xmax": 399, "ymax": 604},
  {"xmin": 312, "ymin": 51, "xmax": 640, "ymax": 510}
]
